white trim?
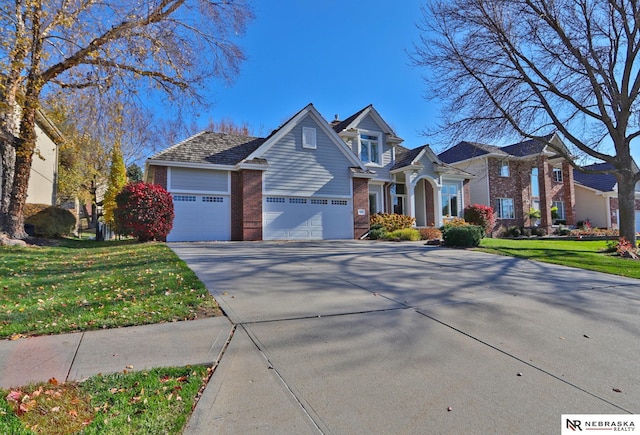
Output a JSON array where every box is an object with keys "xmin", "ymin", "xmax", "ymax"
[
  {"xmin": 302, "ymin": 126, "xmax": 317, "ymax": 149},
  {"xmin": 357, "ymin": 129, "xmax": 383, "ymax": 166},
  {"xmin": 147, "ymin": 159, "xmax": 237, "ymax": 171},
  {"xmin": 262, "ymin": 191, "xmax": 351, "ymax": 199}
]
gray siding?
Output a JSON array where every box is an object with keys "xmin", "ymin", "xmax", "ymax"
[
  {"xmin": 451, "ymin": 159, "xmax": 490, "ymax": 206},
  {"xmin": 353, "ymin": 114, "xmax": 393, "ymax": 181},
  {"xmin": 263, "ymin": 116, "xmax": 352, "ymax": 197},
  {"xmin": 170, "ymin": 167, "xmax": 229, "ymax": 192}
]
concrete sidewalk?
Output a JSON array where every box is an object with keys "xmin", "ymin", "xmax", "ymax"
[{"xmin": 0, "ymin": 316, "xmax": 233, "ymax": 388}]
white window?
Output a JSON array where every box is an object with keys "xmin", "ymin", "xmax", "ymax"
[
  {"xmin": 552, "ymin": 167, "xmax": 563, "ymax": 182},
  {"xmin": 552, "ymin": 201, "xmax": 565, "ymax": 221},
  {"xmin": 441, "ymin": 183, "xmax": 460, "ymax": 217},
  {"xmin": 496, "ymin": 198, "xmax": 515, "ymax": 219},
  {"xmin": 390, "ymin": 183, "xmax": 405, "ymax": 214},
  {"xmin": 302, "ymin": 127, "xmax": 316, "ymax": 149},
  {"xmin": 359, "ymin": 133, "xmax": 381, "ymax": 165},
  {"xmin": 499, "ymin": 161, "xmax": 510, "ymax": 177}
]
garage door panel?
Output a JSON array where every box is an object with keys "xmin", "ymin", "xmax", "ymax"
[
  {"xmin": 264, "ymin": 197, "xmax": 352, "ymax": 240},
  {"xmin": 168, "ymin": 194, "xmax": 230, "ymax": 242}
]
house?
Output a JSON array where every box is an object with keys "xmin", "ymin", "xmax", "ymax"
[
  {"xmin": 145, "ymin": 103, "xmax": 472, "ymax": 242},
  {"xmin": 438, "ymin": 133, "xmax": 576, "ymax": 234},
  {"xmin": 573, "ymin": 162, "xmax": 640, "ymax": 232},
  {"xmin": 0, "ymin": 110, "xmax": 61, "ymax": 206}
]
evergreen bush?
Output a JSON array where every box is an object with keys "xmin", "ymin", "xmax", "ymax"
[
  {"xmin": 443, "ymin": 225, "xmax": 484, "ymax": 247},
  {"xmin": 24, "ymin": 206, "xmax": 76, "ymax": 238}
]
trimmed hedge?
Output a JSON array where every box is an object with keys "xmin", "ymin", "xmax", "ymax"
[
  {"xmin": 443, "ymin": 225, "xmax": 484, "ymax": 247},
  {"xmin": 385, "ymin": 228, "xmax": 421, "ymax": 241},
  {"xmin": 24, "ymin": 206, "xmax": 76, "ymax": 238}
]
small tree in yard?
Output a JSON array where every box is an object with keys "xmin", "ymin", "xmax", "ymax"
[
  {"xmin": 464, "ymin": 204, "xmax": 495, "ymax": 235},
  {"xmin": 114, "ymin": 183, "xmax": 174, "ymax": 242}
]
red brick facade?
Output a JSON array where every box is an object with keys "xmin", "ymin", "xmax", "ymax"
[
  {"xmin": 353, "ymin": 177, "xmax": 370, "ymax": 239},
  {"xmin": 150, "ymin": 165, "xmax": 168, "ymax": 189},
  {"xmin": 231, "ymin": 170, "xmax": 263, "ymax": 241},
  {"xmin": 488, "ymin": 157, "xmax": 575, "ymax": 235}
]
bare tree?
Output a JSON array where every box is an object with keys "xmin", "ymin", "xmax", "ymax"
[
  {"xmin": 412, "ymin": 0, "xmax": 640, "ymax": 243},
  {"xmin": 0, "ymin": 0, "xmax": 253, "ymax": 238}
]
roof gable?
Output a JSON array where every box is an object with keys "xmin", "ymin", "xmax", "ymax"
[
  {"xmin": 332, "ymin": 105, "xmax": 402, "ymax": 142},
  {"xmin": 246, "ymin": 104, "xmax": 367, "ymax": 170}
]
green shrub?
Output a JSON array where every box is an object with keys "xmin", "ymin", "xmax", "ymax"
[
  {"xmin": 443, "ymin": 225, "xmax": 484, "ymax": 247},
  {"xmin": 370, "ymin": 213, "xmax": 415, "ymax": 232},
  {"xmin": 24, "ymin": 206, "xmax": 76, "ymax": 238},
  {"xmin": 368, "ymin": 224, "xmax": 388, "ymax": 240},
  {"xmin": 502, "ymin": 226, "xmax": 522, "ymax": 238},
  {"xmin": 385, "ymin": 228, "xmax": 421, "ymax": 241},
  {"xmin": 419, "ymin": 227, "xmax": 443, "ymax": 240}
]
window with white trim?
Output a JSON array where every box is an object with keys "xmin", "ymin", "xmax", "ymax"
[
  {"xmin": 441, "ymin": 183, "xmax": 460, "ymax": 217},
  {"xmin": 499, "ymin": 161, "xmax": 510, "ymax": 177},
  {"xmin": 359, "ymin": 133, "xmax": 381, "ymax": 165},
  {"xmin": 496, "ymin": 198, "xmax": 515, "ymax": 219},
  {"xmin": 302, "ymin": 127, "xmax": 317, "ymax": 149},
  {"xmin": 552, "ymin": 201, "xmax": 565, "ymax": 221},
  {"xmin": 390, "ymin": 183, "xmax": 405, "ymax": 215},
  {"xmin": 552, "ymin": 167, "xmax": 563, "ymax": 182}
]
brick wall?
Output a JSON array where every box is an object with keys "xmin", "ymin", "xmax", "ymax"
[
  {"xmin": 242, "ymin": 170, "xmax": 263, "ymax": 241},
  {"xmin": 353, "ymin": 178, "xmax": 370, "ymax": 239},
  {"xmin": 562, "ymin": 161, "xmax": 576, "ymax": 226},
  {"xmin": 150, "ymin": 165, "xmax": 168, "ymax": 189},
  {"xmin": 231, "ymin": 170, "xmax": 263, "ymax": 241}
]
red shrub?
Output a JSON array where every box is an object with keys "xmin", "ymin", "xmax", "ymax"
[
  {"xmin": 114, "ymin": 182, "xmax": 174, "ymax": 242},
  {"xmin": 464, "ymin": 204, "xmax": 495, "ymax": 235}
]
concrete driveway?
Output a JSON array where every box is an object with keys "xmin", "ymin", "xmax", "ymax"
[{"xmin": 172, "ymin": 241, "xmax": 640, "ymax": 434}]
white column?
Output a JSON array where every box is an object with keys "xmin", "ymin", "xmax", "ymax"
[
  {"xmin": 434, "ymin": 180, "xmax": 443, "ymax": 227},
  {"xmin": 404, "ymin": 171, "xmax": 416, "ymax": 223}
]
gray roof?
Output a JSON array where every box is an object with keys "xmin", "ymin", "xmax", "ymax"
[
  {"xmin": 439, "ymin": 135, "xmax": 555, "ymax": 164},
  {"xmin": 392, "ymin": 145, "xmax": 423, "ymax": 170},
  {"xmin": 150, "ymin": 131, "xmax": 265, "ymax": 165},
  {"xmin": 331, "ymin": 105, "xmax": 371, "ymax": 133},
  {"xmin": 573, "ymin": 162, "xmax": 617, "ymax": 192},
  {"xmin": 438, "ymin": 141, "xmax": 506, "ymax": 164}
]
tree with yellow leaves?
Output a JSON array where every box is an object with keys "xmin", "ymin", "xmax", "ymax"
[{"xmin": 102, "ymin": 143, "xmax": 127, "ymax": 227}]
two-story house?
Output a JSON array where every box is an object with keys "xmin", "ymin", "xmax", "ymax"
[
  {"xmin": 438, "ymin": 133, "xmax": 576, "ymax": 235},
  {"xmin": 145, "ymin": 103, "xmax": 472, "ymax": 242}
]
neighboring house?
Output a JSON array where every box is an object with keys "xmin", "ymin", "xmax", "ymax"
[
  {"xmin": 438, "ymin": 133, "xmax": 576, "ymax": 234},
  {"xmin": 0, "ymin": 110, "xmax": 61, "ymax": 206},
  {"xmin": 573, "ymin": 162, "xmax": 640, "ymax": 232},
  {"xmin": 146, "ymin": 103, "xmax": 472, "ymax": 242}
]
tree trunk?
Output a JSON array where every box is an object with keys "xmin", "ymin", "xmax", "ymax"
[
  {"xmin": 0, "ymin": 139, "xmax": 16, "ymax": 232},
  {"xmin": 5, "ymin": 105, "xmax": 38, "ymax": 239},
  {"xmin": 616, "ymin": 172, "xmax": 637, "ymax": 246}
]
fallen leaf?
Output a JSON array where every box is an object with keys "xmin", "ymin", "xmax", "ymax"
[
  {"xmin": 51, "ymin": 406, "xmax": 60, "ymax": 413},
  {"xmin": 126, "ymin": 365, "xmax": 134, "ymax": 369},
  {"xmin": 613, "ymin": 388, "xmax": 622, "ymax": 393},
  {"xmin": 447, "ymin": 406, "xmax": 453, "ymax": 412},
  {"xmin": 48, "ymin": 377, "xmax": 58, "ymax": 385}
]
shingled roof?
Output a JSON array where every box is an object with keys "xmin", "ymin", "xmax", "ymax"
[
  {"xmin": 438, "ymin": 141, "xmax": 506, "ymax": 164},
  {"xmin": 149, "ymin": 131, "xmax": 266, "ymax": 166},
  {"xmin": 439, "ymin": 134, "xmax": 557, "ymax": 164},
  {"xmin": 331, "ymin": 105, "xmax": 371, "ymax": 133},
  {"xmin": 573, "ymin": 162, "xmax": 617, "ymax": 192}
]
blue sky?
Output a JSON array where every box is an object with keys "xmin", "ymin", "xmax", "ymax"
[{"xmin": 196, "ymin": 0, "xmax": 437, "ymax": 150}]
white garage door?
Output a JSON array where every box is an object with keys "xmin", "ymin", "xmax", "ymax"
[
  {"xmin": 168, "ymin": 194, "xmax": 230, "ymax": 242},
  {"xmin": 263, "ymin": 197, "xmax": 353, "ymax": 240}
]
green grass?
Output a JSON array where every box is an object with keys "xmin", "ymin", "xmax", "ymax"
[
  {"xmin": 0, "ymin": 239, "xmax": 220, "ymax": 339},
  {"xmin": 0, "ymin": 365, "xmax": 211, "ymax": 434},
  {"xmin": 477, "ymin": 238, "xmax": 640, "ymax": 279}
]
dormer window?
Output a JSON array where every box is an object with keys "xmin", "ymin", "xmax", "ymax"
[{"xmin": 359, "ymin": 133, "xmax": 381, "ymax": 165}]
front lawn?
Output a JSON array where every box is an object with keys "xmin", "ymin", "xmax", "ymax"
[
  {"xmin": 0, "ymin": 239, "xmax": 220, "ymax": 339},
  {"xmin": 477, "ymin": 238, "xmax": 640, "ymax": 279},
  {"xmin": 0, "ymin": 365, "xmax": 211, "ymax": 434}
]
